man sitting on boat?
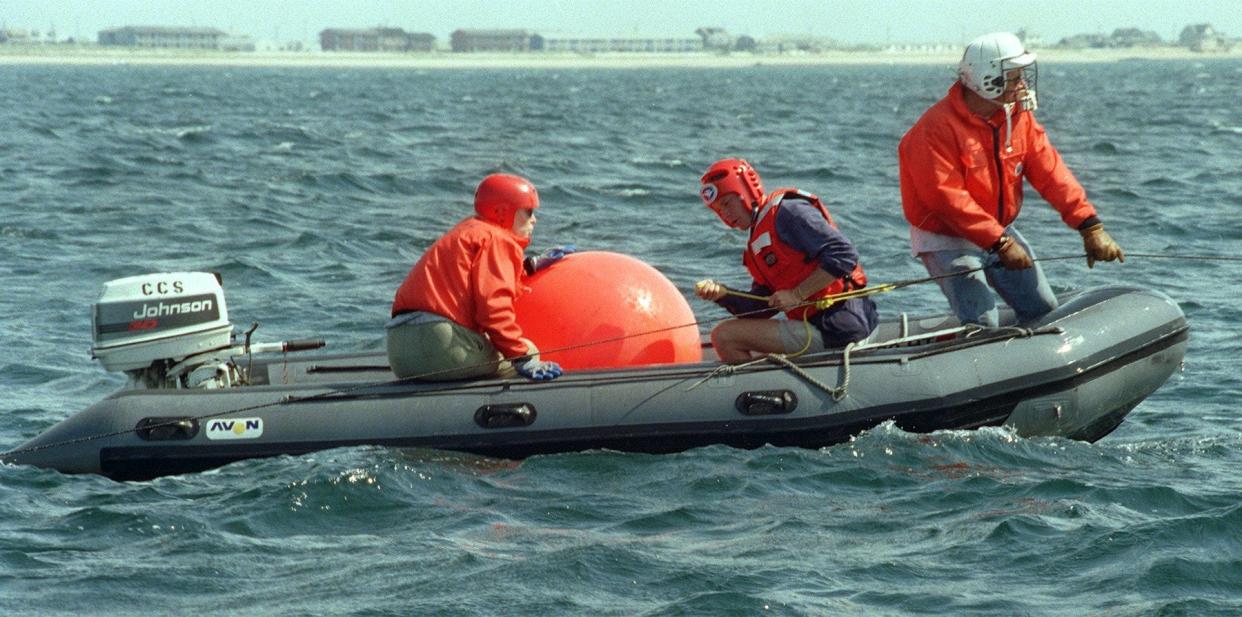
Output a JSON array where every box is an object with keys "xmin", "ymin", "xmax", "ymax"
[
  {"xmin": 387, "ymin": 173, "xmax": 567, "ymax": 382},
  {"xmin": 694, "ymin": 158, "xmax": 879, "ymax": 363},
  {"xmin": 898, "ymin": 31, "xmax": 1125, "ymax": 327}
]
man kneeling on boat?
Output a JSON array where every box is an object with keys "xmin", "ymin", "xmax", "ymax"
[
  {"xmin": 387, "ymin": 173, "xmax": 567, "ymax": 382},
  {"xmin": 694, "ymin": 158, "xmax": 879, "ymax": 363}
]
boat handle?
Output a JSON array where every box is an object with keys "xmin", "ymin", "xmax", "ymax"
[
  {"xmin": 736, "ymin": 390, "xmax": 798, "ymax": 416},
  {"xmin": 475, "ymin": 403, "xmax": 537, "ymax": 429},
  {"xmin": 135, "ymin": 417, "xmax": 200, "ymax": 441}
]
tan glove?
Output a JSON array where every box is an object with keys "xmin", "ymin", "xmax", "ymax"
[
  {"xmin": 992, "ymin": 235, "xmax": 1033, "ymax": 270},
  {"xmin": 1080, "ymin": 224, "xmax": 1125, "ymax": 268}
]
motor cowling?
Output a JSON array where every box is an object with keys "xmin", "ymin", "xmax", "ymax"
[{"xmin": 91, "ymin": 272, "xmax": 234, "ymax": 374}]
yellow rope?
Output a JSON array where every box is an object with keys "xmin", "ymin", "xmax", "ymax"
[
  {"xmin": 713, "ymin": 282, "xmax": 903, "ymax": 359},
  {"xmin": 714, "ymin": 288, "xmax": 768, "ymax": 301},
  {"xmin": 810, "ymin": 282, "xmax": 899, "ymax": 310},
  {"xmin": 716, "ymin": 281, "xmax": 900, "ymax": 310},
  {"xmin": 790, "ymin": 312, "xmax": 815, "ymax": 357}
]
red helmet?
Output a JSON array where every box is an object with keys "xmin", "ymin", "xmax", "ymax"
[
  {"xmin": 474, "ymin": 173, "xmax": 539, "ymax": 228},
  {"xmin": 699, "ymin": 158, "xmax": 764, "ymax": 216}
]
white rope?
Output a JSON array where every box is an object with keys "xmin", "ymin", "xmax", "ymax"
[{"xmin": 765, "ymin": 341, "xmax": 857, "ymax": 402}]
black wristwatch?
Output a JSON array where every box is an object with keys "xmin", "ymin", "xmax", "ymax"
[{"xmin": 988, "ymin": 235, "xmax": 1012, "ymax": 254}]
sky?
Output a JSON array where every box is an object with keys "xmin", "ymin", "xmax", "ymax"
[{"xmin": 2, "ymin": 0, "xmax": 1239, "ymax": 47}]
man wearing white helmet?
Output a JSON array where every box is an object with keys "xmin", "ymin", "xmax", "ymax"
[{"xmin": 898, "ymin": 32, "xmax": 1124, "ymax": 327}]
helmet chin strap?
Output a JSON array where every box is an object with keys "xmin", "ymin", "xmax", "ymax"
[
  {"xmin": 1019, "ymin": 90, "xmax": 1037, "ymax": 112},
  {"xmin": 1003, "ymin": 102, "xmax": 1015, "ymax": 152},
  {"xmin": 1000, "ymin": 89, "xmax": 1037, "ymax": 153}
]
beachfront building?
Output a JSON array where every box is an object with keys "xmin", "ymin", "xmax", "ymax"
[
  {"xmin": 1014, "ymin": 29, "xmax": 1043, "ymax": 48},
  {"xmin": 0, "ymin": 29, "xmax": 30, "ymax": 44},
  {"xmin": 98, "ymin": 26, "xmax": 226, "ymax": 49},
  {"xmin": 1056, "ymin": 33, "xmax": 1109, "ymax": 49},
  {"xmin": 756, "ymin": 35, "xmax": 841, "ymax": 54},
  {"xmin": 1179, "ymin": 24, "xmax": 1230, "ymax": 52},
  {"xmin": 450, "ymin": 29, "xmax": 533, "ymax": 52},
  {"xmin": 319, "ymin": 28, "xmax": 435, "ymax": 52},
  {"xmin": 1056, "ymin": 28, "xmax": 1162, "ymax": 49},
  {"xmin": 0, "ymin": 27, "xmax": 62, "ymax": 44},
  {"xmin": 536, "ymin": 37, "xmax": 700, "ymax": 53},
  {"xmin": 881, "ymin": 42, "xmax": 956, "ymax": 55},
  {"xmin": 695, "ymin": 27, "xmax": 732, "ymax": 51},
  {"xmin": 1109, "ymin": 28, "xmax": 1163, "ymax": 47},
  {"xmin": 220, "ymin": 35, "xmax": 256, "ymax": 52}
]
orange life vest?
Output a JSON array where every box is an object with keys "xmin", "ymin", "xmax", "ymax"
[{"xmin": 742, "ymin": 188, "xmax": 867, "ymax": 320}]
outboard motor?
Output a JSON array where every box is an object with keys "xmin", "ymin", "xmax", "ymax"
[{"xmin": 91, "ymin": 272, "xmax": 235, "ymax": 389}]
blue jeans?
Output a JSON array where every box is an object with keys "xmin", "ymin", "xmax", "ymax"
[{"xmin": 918, "ymin": 229, "xmax": 1057, "ymax": 327}]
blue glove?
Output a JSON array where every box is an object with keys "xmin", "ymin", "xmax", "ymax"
[
  {"xmin": 513, "ymin": 357, "xmax": 563, "ymax": 381},
  {"xmin": 524, "ymin": 244, "xmax": 576, "ymax": 274},
  {"xmin": 543, "ymin": 244, "xmax": 575, "ymax": 260}
]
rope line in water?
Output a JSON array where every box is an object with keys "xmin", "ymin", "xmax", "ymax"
[{"xmin": 1122, "ymin": 252, "xmax": 1242, "ymax": 262}]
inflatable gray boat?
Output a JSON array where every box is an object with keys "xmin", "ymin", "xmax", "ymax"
[{"xmin": 4, "ymin": 272, "xmax": 1188, "ymax": 481}]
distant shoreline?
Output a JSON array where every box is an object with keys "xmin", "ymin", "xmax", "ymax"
[{"xmin": 1, "ymin": 46, "xmax": 1238, "ymax": 69}]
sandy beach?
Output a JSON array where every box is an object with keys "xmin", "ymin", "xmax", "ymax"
[{"xmin": 1, "ymin": 44, "xmax": 1238, "ymax": 69}]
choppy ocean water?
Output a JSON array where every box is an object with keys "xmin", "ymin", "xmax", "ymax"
[{"xmin": 1, "ymin": 59, "xmax": 1240, "ymax": 615}]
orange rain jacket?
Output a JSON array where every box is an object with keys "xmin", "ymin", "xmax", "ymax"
[
  {"xmin": 898, "ymin": 82, "xmax": 1097, "ymax": 250},
  {"xmin": 391, "ymin": 216, "xmax": 531, "ymax": 358}
]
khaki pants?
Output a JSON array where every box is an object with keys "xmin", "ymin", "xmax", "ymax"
[{"xmin": 386, "ymin": 314, "xmax": 528, "ymax": 381}]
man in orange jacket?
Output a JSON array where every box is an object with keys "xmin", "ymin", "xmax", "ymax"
[
  {"xmin": 387, "ymin": 173, "xmax": 568, "ymax": 381},
  {"xmin": 898, "ymin": 31, "xmax": 1124, "ymax": 326}
]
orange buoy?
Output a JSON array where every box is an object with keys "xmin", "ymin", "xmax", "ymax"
[{"xmin": 515, "ymin": 251, "xmax": 703, "ymax": 370}]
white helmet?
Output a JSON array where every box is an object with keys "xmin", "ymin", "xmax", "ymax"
[{"xmin": 959, "ymin": 32, "xmax": 1037, "ymax": 102}]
